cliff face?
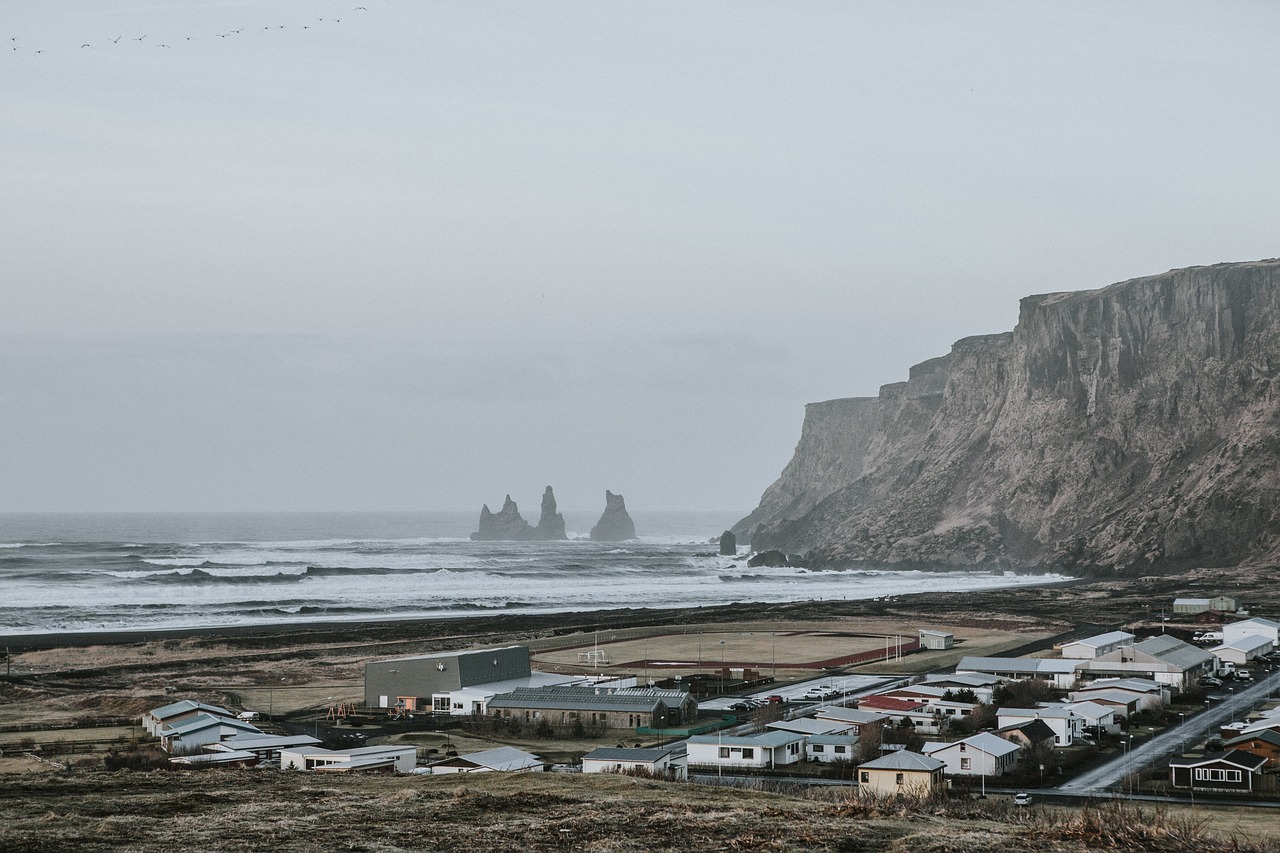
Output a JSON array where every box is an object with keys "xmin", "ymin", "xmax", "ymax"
[
  {"xmin": 736, "ymin": 260, "xmax": 1280, "ymax": 573},
  {"xmin": 590, "ymin": 491, "xmax": 637, "ymax": 541}
]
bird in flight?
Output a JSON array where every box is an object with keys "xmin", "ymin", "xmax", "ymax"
[
  {"xmin": 109, "ymin": 36, "xmax": 122, "ymax": 43},
  {"xmin": 134, "ymin": 35, "xmax": 146, "ymax": 41}
]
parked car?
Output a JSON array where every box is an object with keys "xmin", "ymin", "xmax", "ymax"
[
  {"xmin": 1236, "ymin": 670, "xmax": 1255, "ymax": 683},
  {"xmin": 766, "ymin": 695, "xmax": 786, "ymax": 704},
  {"xmin": 1200, "ymin": 676, "xmax": 1223, "ymax": 689},
  {"xmin": 1013, "ymin": 791, "xmax": 1033, "ymax": 807}
]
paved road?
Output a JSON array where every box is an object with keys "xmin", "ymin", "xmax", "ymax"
[{"xmin": 1058, "ymin": 668, "xmax": 1280, "ymax": 794}]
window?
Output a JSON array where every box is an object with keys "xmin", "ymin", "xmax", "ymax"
[
  {"xmin": 433, "ymin": 697, "xmax": 450, "ymax": 712},
  {"xmin": 959, "ymin": 743, "xmax": 966, "ymax": 751},
  {"xmin": 834, "ymin": 746, "xmax": 846, "ymax": 754},
  {"xmin": 895, "ymin": 773, "xmax": 904, "ymax": 785},
  {"xmin": 719, "ymin": 747, "xmax": 730, "ymax": 758},
  {"xmin": 741, "ymin": 748, "xmax": 755, "ymax": 759},
  {"xmin": 1194, "ymin": 768, "xmax": 1242, "ymax": 783},
  {"xmin": 960, "ymin": 757, "xmax": 971, "ymax": 770},
  {"xmin": 860, "ymin": 771, "xmax": 870, "ymax": 783},
  {"xmin": 813, "ymin": 745, "xmax": 825, "ymax": 753}
]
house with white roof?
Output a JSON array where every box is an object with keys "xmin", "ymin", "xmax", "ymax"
[
  {"xmin": 996, "ymin": 707, "xmax": 1083, "ymax": 746},
  {"xmin": 1066, "ymin": 689, "xmax": 1139, "ymax": 718},
  {"xmin": 813, "ymin": 706, "xmax": 892, "ymax": 734},
  {"xmin": 1223, "ymin": 618, "xmax": 1280, "ymax": 647},
  {"xmin": 1053, "ymin": 700, "xmax": 1119, "ymax": 734},
  {"xmin": 1061, "ymin": 631, "xmax": 1134, "ymax": 660},
  {"xmin": 806, "ymin": 733, "xmax": 859, "ymax": 763},
  {"xmin": 280, "ymin": 744, "xmax": 417, "ymax": 773},
  {"xmin": 143, "ymin": 700, "xmax": 236, "ymax": 736},
  {"xmin": 923, "ymin": 673, "xmax": 999, "ymax": 704},
  {"xmin": 922, "ymin": 732, "xmax": 1020, "ymax": 777},
  {"xmin": 581, "ymin": 745, "xmax": 686, "ymax": 779},
  {"xmin": 1173, "ymin": 598, "xmax": 1212, "ymax": 615},
  {"xmin": 1081, "ymin": 636, "xmax": 1215, "ymax": 691},
  {"xmin": 159, "ymin": 713, "xmax": 263, "ymax": 754},
  {"xmin": 686, "ymin": 731, "xmax": 806, "ymax": 769},
  {"xmin": 766, "ymin": 717, "xmax": 853, "ymax": 737},
  {"xmin": 1210, "ymin": 634, "xmax": 1274, "ymax": 667},
  {"xmin": 425, "ymin": 746, "xmax": 545, "ymax": 774},
  {"xmin": 210, "ymin": 734, "xmax": 322, "ymax": 763},
  {"xmin": 956, "ymin": 656, "xmax": 1083, "ymax": 689},
  {"xmin": 1071, "ymin": 677, "xmax": 1168, "ymax": 712},
  {"xmin": 857, "ymin": 751, "xmax": 945, "ymax": 797}
]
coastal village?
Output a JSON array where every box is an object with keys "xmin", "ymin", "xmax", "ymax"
[{"xmin": 68, "ymin": 594, "xmax": 1280, "ymax": 805}]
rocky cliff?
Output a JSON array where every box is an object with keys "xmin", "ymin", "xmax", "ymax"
[
  {"xmin": 590, "ymin": 491, "xmax": 637, "ymax": 541},
  {"xmin": 735, "ymin": 260, "xmax": 1280, "ymax": 573},
  {"xmin": 536, "ymin": 486, "xmax": 567, "ymax": 540}
]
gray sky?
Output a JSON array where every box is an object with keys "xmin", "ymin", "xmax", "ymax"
[{"xmin": 3, "ymin": 1, "xmax": 1278, "ymax": 513}]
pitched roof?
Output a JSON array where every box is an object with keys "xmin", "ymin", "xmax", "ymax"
[
  {"xmin": 148, "ymin": 699, "xmax": 232, "ymax": 720},
  {"xmin": 1229, "ymin": 617, "xmax": 1280, "ymax": 631},
  {"xmin": 1001, "ymin": 719, "xmax": 1056, "ymax": 742},
  {"xmin": 815, "ymin": 707, "xmax": 891, "ymax": 725},
  {"xmin": 998, "ymin": 707, "xmax": 1078, "ymax": 720},
  {"xmin": 922, "ymin": 732, "xmax": 1020, "ymax": 759},
  {"xmin": 1065, "ymin": 631, "xmax": 1134, "ymax": 649},
  {"xmin": 806, "ymin": 733, "xmax": 860, "ymax": 747},
  {"xmin": 444, "ymin": 746, "xmax": 543, "ymax": 772},
  {"xmin": 1211, "ymin": 634, "xmax": 1274, "ymax": 654},
  {"xmin": 1070, "ymin": 689, "xmax": 1141, "ymax": 707},
  {"xmin": 1131, "ymin": 636, "xmax": 1215, "ymax": 670},
  {"xmin": 162, "ymin": 713, "xmax": 261, "ymax": 737},
  {"xmin": 924, "ymin": 673, "xmax": 1001, "ymax": 688},
  {"xmin": 859, "ymin": 750, "xmax": 945, "ymax": 772},
  {"xmin": 1074, "ymin": 678, "xmax": 1163, "ymax": 694},
  {"xmin": 1225, "ymin": 729, "xmax": 1280, "ymax": 749},
  {"xmin": 1168, "ymin": 749, "xmax": 1267, "ymax": 771}
]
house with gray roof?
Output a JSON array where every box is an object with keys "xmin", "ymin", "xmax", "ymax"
[
  {"xmin": 159, "ymin": 713, "xmax": 263, "ymax": 754},
  {"xmin": 857, "ymin": 750, "xmax": 945, "ymax": 797},
  {"xmin": 955, "ymin": 656, "xmax": 1083, "ymax": 689},
  {"xmin": 686, "ymin": 730, "xmax": 805, "ymax": 769},
  {"xmin": 582, "ymin": 744, "xmax": 687, "ymax": 779},
  {"xmin": 1061, "ymin": 631, "xmax": 1134, "ymax": 660},
  {"xmin": 143, "ymin": 699, "xmax": 236, "ymax": 736},
  {"xmin": 922, "ymin": 732, "xmax": 1020, "ymax": 777},
  {"xmin": 1224, "ymin": 617, "xmax": 1280, "ymax": 646}
]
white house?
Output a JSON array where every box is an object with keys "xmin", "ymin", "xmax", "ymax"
[
  {"xmin": 813, "ymin": 706, "xmax": 892, "ymax": 734},
  {"xmin": 918, "ymin": 630, "xmax": 955, "ymax": 650},
  {"xmin": 211, "ymin": 734, "xmax": 322, "ymax": 763},
  {"xmin": 923, "ymin": 673, "xmax": 999, "ymax": 705},
  {"xmin": 686, "ymin": 731, "xmax": 806, "ymax": 770},
  {"xmin": 922, "ymin": 732, "xmax": 1020, "ymax": 777},
  {"xmin": 996, "ymin": 707, "xmax": 1083, "ymax": 747},
  {"xmin": 581, "ymin": 745, "xmax": 687, "ymax": 779},
  {"xmin": 806, "ymin": 733, "xmax": 859, "ymax": 763},
  {"xmin": 159, "ymin": 713, "xmax": 263, "ymax": 754},
  {"xmin": 1061, "ymin": 631, "xmax": 1134, "ymax": 660},
  {"xmin": 1211, "ymin": 634, "xmax": 1274, "ymax": 667},
  {"xmin": 1221, "ymin": 618, "xmax": 1278, "ymax": 646},
  {"xmin": 279, "ymin": 744, "xmax": 417, "ymax": 773},
  {"xmin": 425, "ymin": 746, "xmax": 544, "ymax": 774},
  {"xmin": 1054, "ymin": 701, "xmax": 1120, "ymax": 735},
  {"xmin": 1066, "ymin": 689, "xmax": 1138, "ymax": 718}
]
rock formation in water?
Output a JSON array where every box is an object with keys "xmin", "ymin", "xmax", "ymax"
[
  {"xmin": 590, "ymin": 490, "xmax": 637, "ymax": 541},
  {"xmin": 719, "ymin": 530, "xmax": 737, "ymax": 556},
  {"xmin": 735, "ymin": 259, "xmax": 1280, "ymax": 574},
  {"xmin": 536, "ymin": 486, "xmax": 567, "ymax": 540},
  {"xmin": 471, "ymin": 495, "xmax": 535, "ymax": 541}
]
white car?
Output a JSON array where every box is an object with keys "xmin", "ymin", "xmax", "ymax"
[{"xmin": 1013, "ymin": 792, "xmax": 1033, "ymax": 807}]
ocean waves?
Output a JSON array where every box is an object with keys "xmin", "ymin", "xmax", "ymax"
[{"xmin": 0, "ymin": 510, "xmax": 1071, "ymax": 635}]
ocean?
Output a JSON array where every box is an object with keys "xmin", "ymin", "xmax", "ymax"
[{"xmin": 0, "ymin": 511, "xmax": 1066, "ymax": 636}]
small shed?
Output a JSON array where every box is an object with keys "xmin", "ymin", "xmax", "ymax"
[
  {"xmin": 1211, "ymin": 596, "xmax": 1240, "ymax": 613},
  {"xmin": 918, "ymin": 630, "xmax": 955, "ymax": 650}
]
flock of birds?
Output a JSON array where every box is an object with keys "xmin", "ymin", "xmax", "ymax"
[{"xmin": 9, "ymin": 6, "xmax": 378, "ymax": 55}]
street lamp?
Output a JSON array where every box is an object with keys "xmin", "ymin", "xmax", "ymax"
[
  {"xmin": 1178, "ymin": 712, "xmax": 1186, "ymax": 753},
  {"xmin": 1229, "ymin": 687, "xmax": 1235, "ymax": 723},
  {"xmin": 719, "ymin": 640, "xmax": 727, "ymax": 695}
]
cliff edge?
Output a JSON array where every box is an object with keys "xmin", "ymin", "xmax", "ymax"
[{"xmin": 735, "ymin": 259, "xmax": 1280, "ymax": 573}]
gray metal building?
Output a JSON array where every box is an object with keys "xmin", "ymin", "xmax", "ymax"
[{"xmin": 364, "ymin": 645, "xmax": 531, "ymax": 710}]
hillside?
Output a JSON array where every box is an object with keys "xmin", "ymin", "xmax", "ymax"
[{"xmin": 736, "ymin": 260, "xmax": 1280, "ymax": 573}]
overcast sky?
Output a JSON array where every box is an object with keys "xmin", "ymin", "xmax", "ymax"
[{"xmin": 3, "ymin": 2, "xmax": 1278, "ymax": 514}]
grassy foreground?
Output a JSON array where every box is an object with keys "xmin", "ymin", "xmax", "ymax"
[{"xmin": 1, "ymin": 770, "xmax": 1275, "ymax": 853}]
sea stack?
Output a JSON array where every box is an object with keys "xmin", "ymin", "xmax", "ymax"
[
  {"xmin": 590, "ymin": 490, "xmax": 637, "ymax": 541},
  {"xmin": 535, "ymin": 486, "xmax": 567, "ymax": 540},
  {"xmin": 719, "ymin": 530, "xmax": 737, "ymax": 556},
  {"xmin": 470, "ymin": 495, "xmax": 534, "ymax": 541}
]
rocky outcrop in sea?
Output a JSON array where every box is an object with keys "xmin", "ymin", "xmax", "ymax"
[
  {"xmin": 471, "ymin": 487, "xmax": 568, "ymax": 541},
  {"xmin": 735, "ymin": 259, "xmax": 1280, "ymax": 574},
  {"xmin": 590, "ymin": 491, "xmax": 637, "ymax": 541}
]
